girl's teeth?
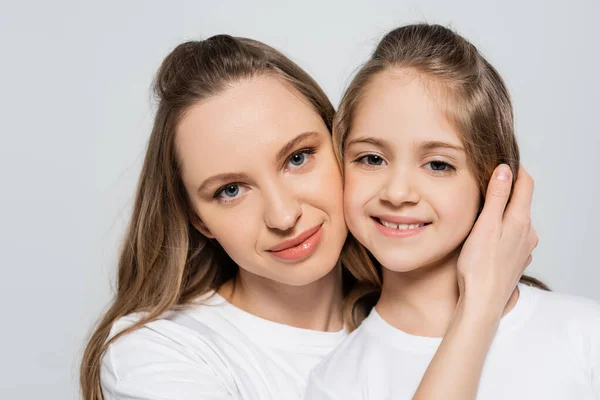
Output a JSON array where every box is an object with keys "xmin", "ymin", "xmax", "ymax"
[
  {"xmin": 381, "ymin": 220, "xmax": 398, "ymax": 229},
  {"xmin": 380, "ymin": 220, "xmax": 425, "ymax": 230}
]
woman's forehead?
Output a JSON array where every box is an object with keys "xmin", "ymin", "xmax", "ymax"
[{"xmin": 175, "ymin": 75, "xmax": 329, "ymax": 184}]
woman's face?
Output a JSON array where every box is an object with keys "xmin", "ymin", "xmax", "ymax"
[
  {"xmin": 177, "ymin": 75, "xmax": 347, "ymax": 286},
  {"xmin": 342, "ymin": 69, "xmax": 480, "ymax": 272}
]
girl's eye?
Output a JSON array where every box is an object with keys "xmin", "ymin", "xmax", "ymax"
[
  {"xmin": 425, "ymin": 161, "xmax": 455, "ymax": 172},
  {"xmin": 357, "ymin": 154, "xmax": 386, "ymax": 166},
  {"xmin": 214, "ymin": 184, "xmax": 245, "ymax": 201},
  {"xmin": 287, "ymin": 149, "xmax": 315, "ymax": 169}
]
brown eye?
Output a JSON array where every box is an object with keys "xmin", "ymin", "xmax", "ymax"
[
  {"xmin": 366, "ymin": 155, "xmax": 384, "ymax": 165},
  {"xmin": 430, "ymin": 161, "xmax": 448, "ymax": 170},
  {"xmin": 357, "ymin": 154, "xmax": 386, "ymax": 166},
  {"xmin": 425, "ymin": 161, "xmax": 455, "ymax": 172}
]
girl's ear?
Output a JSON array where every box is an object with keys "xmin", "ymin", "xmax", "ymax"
[{"xmin": 190, "ymin": 211, "xmax": 215, "ymax": 239}]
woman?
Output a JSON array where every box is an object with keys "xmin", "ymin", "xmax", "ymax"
[{"xmin": 81, "ymin": 35, "xmax": 539, "ymax": 399}]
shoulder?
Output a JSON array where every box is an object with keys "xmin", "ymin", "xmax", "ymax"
[
  {"xmin": 306, "ymin": 322, "xmax": 373, "ymax": 398},
  {"xmin": 525, "ymin": 286, "xmax": 600, "ymax": 369},
  {"xmin": 528, "ymin": 286, "xmax": 600, "ymax": 325},
  {"xmin": 100, "ymin": 306, "xmax": 236, "ymax": 399},
  {"xmin": 102, "ymin": 312, "xmax": 201, "ymax": 371}
]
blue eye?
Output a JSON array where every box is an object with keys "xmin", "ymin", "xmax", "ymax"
[
  {"xmin": 357, "ymin": 154, "xmax": 386, "ymax": 166},
  {"xmin": 215, "ymin": 184, "xmax": 243, "ymax": 201},
  {"xmin": 290, "ymin": 152, "xmax": 306, "ymax": 166},
  {"xmin": 287, "ymin": 149, "xmax": 315, "ymax": 169},
  {"xmin": 222, "ymin": 185, "xmax": 239, "ymax": 197}
]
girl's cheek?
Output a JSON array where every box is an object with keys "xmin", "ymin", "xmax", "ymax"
[
  {"xmin": 437, "ymin": 184, "xmax": 479, "ymax": 226},
  {"xmin": 343, "ymin": 173, "xmax": 370, "ymax": 223}
]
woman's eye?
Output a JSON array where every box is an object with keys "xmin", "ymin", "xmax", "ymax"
[
  {"xmin": 290, "ymin": 152, "xmax": 306, "ymax": 166},
  {"xmin": 425, "ymin": 161, "xmax": 455, "ymax": 172},
  {"xmin": 287, "ymin": 149, "xmax": 315, "ymax": 169},
  {"xmin": 214, "ymin": 184, "xmax": 245, "ymax": 201},
  {"xmin": 357, "ymin": 154, "xmax": 386, "ymax": 166}
]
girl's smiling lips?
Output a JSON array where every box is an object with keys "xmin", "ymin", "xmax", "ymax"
[{"xmin": 372, "ymin": 215, "xmax": 431, "ymax": 238}]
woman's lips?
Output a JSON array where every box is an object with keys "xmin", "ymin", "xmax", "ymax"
[{"xmin": 268, "ymin": 225, "xmax": 323, "ymax": 261}]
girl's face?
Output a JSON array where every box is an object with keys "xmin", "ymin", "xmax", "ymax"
[
  {"xmin": 343, "ymin": 69, "xmax": 480, "ymax": 272},
  {"xmin": 176, "ymin": 75, "xmax": 347, "ymax": 286}
]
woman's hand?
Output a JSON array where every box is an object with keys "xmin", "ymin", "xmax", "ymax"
[
  {"xmin": 457, "ymin": 164, "xmax": 538, "ymax": 318},
  {"xmin": 413, "ymin": 164, "xmax": 538, "ymax": 400}
]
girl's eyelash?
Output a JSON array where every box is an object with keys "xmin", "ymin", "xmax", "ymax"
[
  {"xmin": 348, "ymin": 156, "xmax": 455, "ymax": 173},
  {"xmin": 426, "ymin": 160, "xmax": 456, "ymax": 172},
  {"xmin": 351, "ymin": 153, "xmax": 386, "ymax": 166}
]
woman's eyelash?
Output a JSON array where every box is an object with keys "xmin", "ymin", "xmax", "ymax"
[
  {"xmin": 298, "ymin": 147, "xmax": 316, "ymax": 155},
  {"xmin": 213, "ymin": 183, "xmax": 241, "ymax": 199},
  {"xmin": 288, "ymin": 147, "xmax": 316, "ymax": 160},
  {"xmin": 211, "ymin": 148, "xmax": 317, "ymax": 201},
  {"xmin": 283, "ymin": 147, "xmax": 317, "ymax": 169}
]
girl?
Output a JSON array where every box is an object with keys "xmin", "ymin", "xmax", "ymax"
[
  {"xmin": 305, "ymin": 24, "xmax": 600, "ymax": 399},
  {"xmin": 81, "ymin": 35, "xmax": 539, "ymax": 400}
]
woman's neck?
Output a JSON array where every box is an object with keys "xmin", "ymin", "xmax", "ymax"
[{"xmin": 219, "ymin": 264, "xmax": 344, "ymax": 332}]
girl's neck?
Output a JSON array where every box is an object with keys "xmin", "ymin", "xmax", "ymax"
[
  {"xmin": 219, "ymin": 263, "xmax": 344, "ymax": 332},
  {"xmin": 376, "ymin": 248, "xmax": 520, "ymax": 337},
  {"xmin": 376, "ymin": 248, "xmax": 463, "ymax": 337}
]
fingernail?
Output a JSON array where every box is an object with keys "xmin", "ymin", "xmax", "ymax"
[{"xmin": 496, "ymin": 165, "xmax": 511, "ymax": 181}]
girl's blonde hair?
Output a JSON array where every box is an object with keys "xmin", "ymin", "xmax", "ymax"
[
  {"xmin": 80, "ymin": 35, "xmax": 376, "ymax": 399},
  {"xmin": 334, "ymin": 24, "xmax": 549, "ymax": 329}
]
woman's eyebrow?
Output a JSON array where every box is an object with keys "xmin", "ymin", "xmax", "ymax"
[
  {"xmin": 275, "ymin": 131, "xmax": 321, "ymax": 164},
  {"xmin": 197, "ymin": 131, "xmax": 321, "ymax": 195},
  {"xmin": 197, "ymin": 172, "xmax": 249, "ymax": 195}
]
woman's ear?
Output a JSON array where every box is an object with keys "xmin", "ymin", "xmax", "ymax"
[{"xmin": 190, "ymin": 212, "xmax": 215, "ymax": 239}]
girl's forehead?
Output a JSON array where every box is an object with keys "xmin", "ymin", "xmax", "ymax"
[{"xmin": 347, "ymin": 72, "xmax": 463, "ymax": 149}]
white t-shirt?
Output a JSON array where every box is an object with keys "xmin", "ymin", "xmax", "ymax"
[
  {"xmin": 101, "ymin": 292, "xmax": 347, "ymax": 400},
  {"xmin": 305, "ymin": 284, "xmax": 600, "ymax": 400}
]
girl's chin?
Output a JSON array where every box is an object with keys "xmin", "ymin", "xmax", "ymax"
[
  {"xmin": 377, "ymin": 253, "xmax": 456, "ymax": 274},
  {"xmin": 381, "ymin": 264, "xmax": 423, "ymax": 273}
]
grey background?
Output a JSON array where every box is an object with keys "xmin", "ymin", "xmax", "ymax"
[{"xmin": 0, "ymin": 0, "xmax": 598, "ymax": 398}]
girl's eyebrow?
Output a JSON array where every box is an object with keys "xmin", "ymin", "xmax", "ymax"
[
  {"xmin": 420, "ymin": 140, "xmax": 465, "ymax": 153},
  {"xmin": 345, "ymin": 136, "xmax": 392, "ymax": 151},
  {"xmin": 345, "ymin": 137, "xmax": 464, "ymax": 154}
]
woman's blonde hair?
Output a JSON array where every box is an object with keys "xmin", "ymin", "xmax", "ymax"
[
  {"xmin": 334, "ymin": 24, "xmax": 549, "ymax": 329},
  {"xmin": 80, "ymin": 35, "xmax": 376, "ymax": 399}
]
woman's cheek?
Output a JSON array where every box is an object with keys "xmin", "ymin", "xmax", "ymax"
[{"xmin": 208, "ymin": 198, "xmax": 261, "ymax": 242}]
